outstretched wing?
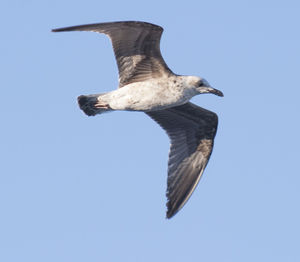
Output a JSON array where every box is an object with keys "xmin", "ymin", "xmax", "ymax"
[
  {"xmin": 146, "ymin": 102, "xmax": 218, "ymax": 218},
  {"xmin": 52, "ymin": 21, "xmax": 173, "ymax": 87}
]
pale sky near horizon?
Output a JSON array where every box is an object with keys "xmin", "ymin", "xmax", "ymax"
[{"xmin": 1, "ymin": 0, "xmax": 300, "ymax": 261}]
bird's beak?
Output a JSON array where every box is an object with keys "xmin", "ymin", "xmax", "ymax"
[
  {"xmin": 200, "ymin": 79, "xmax": 224, "ymax": 97},
  {"xmin": 201, "ymin": 86, "xmax": 224, "ymax": 97},
  {"xmin": 207, "ymin": 87, "xmax": 224, "ymax": 97}
]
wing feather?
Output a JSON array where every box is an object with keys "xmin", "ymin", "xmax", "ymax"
[
  {"xmin": 146, "ymin": 102, "xmax": 218, "ymax": 218},
  {"xmin": 52, "ymin": 21, "xmax": 173, "ymax": 87}
]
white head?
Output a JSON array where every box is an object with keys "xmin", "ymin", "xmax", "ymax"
[{"xmin": 184, "ymin": 76, "xmax": 224, "ymax": 97}]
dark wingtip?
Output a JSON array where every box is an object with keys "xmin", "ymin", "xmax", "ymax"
[
  {"xmin": 51, "ymin": 25, "xmax": 82, "ymax": 32},
  {"xmin": 166, "ymin": 202, "xmax": 178, "ymax": 219},
  {"xmin": 166, "ymin": 212, "xmax": 173, "ymax": 219},
  {"xmin": 51, "ymin": 27, "xmax": 72, "ymax": 32},
  {"xmin": 166, "ymin": 210, "xmax": 178, "ymax": 219},
  {"xmin": 51, "ymin": 21, "xmax": 163, "ymax": 34}
]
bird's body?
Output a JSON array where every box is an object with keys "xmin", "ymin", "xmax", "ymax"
[
  {"xmin": 85, "ymin": 75, "xmax": 201, "ymax": 112},
  {"xmin": 53, "ymin": 21, "xmax": 223, "ymax": 218}
]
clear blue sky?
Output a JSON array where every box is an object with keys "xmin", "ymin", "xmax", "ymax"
[{"xmin": 1, "ymin": 0, "xmax": 299, "ymax": 261}]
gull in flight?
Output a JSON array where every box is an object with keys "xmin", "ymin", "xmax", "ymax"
[{"xmin": 52, "ymin": 21, "xmax": 223, "ymax": 218}]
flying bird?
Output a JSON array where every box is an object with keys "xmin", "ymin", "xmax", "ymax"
[{"xmin": 52, "ymin": 21, "xmax": 223, "ymax": 218}]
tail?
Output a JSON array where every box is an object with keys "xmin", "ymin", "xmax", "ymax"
[{"xmin": 77, "ymin": 94, "xmax": 112, "ymax": 116}]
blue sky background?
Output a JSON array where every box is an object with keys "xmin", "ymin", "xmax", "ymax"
[{"xmin": 1, "ymin": 0, "xmax": 299, "ymax": 261}]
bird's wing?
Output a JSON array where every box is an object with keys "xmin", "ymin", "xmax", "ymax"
[
  {"xmin": 52, "ymin": 21, "xmax": 173, "ymax": 87},
  {"xmin": 146, "ymin": 102, "xmax": 218, "ymax": 218}
]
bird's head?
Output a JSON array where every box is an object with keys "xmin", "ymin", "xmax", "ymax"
[{"xmin": 186, "ymin": 76, "xmax": 224, "ymax": 97}]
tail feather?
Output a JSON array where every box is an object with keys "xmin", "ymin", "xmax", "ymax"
[{"xmin": 77, "ymin": 94, "xmax": 111, "ymax": 116}]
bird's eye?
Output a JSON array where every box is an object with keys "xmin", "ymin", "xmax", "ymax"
[{"xmin": 198, "ymin": 81, "xmax": 204, "ymax": 87}]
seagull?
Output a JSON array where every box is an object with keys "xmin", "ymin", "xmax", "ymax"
[{"xmin": 52, "ymin": 21, "xmax": 223, "ymax": 219}]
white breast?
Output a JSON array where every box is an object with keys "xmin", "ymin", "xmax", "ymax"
[{"xmin": 104, "ymin": 78, "xmax": 198, "ymax": 111}]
